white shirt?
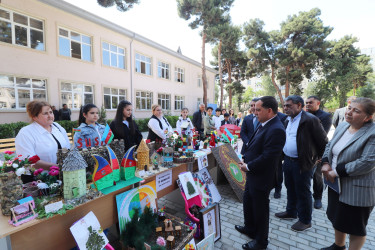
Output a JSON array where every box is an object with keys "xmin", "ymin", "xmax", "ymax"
[
  {"xmin": 331, "ymin": 129, "xmax": 355, "ymax": 170},
  {"xmin": 176, "ymin": 117, "xmax": 193, "ymax": 135},
  {"xmin": 123, "ymin": 120, "xmax": 129, "ymax": 128},
  {"xmin": 15, "ymin": 122, "xmax": 71, "ymax": 164},
  {"xmin": 147, "ymin": 116, "xmax": 173, "ymax": 139},
  {"xmin": 283, "ymin": 111, "xmax": 302, "ymax": 158},
  {"xmin": 212, "ymin": 115, "xmax": 223, "ymax": 129}
]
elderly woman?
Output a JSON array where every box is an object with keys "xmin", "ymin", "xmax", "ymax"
[
  {"xmin": 147, "ymin": 104, "xmax": 173, "ymax": 142},
  {"xmin": 15, "ymin": 101, "xmax": 71, "ymax": 169},
  {"xmin": 321, "ymin": 97, "xmax": 375, "ymax": 250}
]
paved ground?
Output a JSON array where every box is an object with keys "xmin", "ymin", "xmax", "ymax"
[{"xmin": 158, "ymin": 184, "xmax": 375, "ymax": 250}]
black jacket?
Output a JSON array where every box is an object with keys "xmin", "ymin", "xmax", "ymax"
[
  {"xmin": 110, "ymin": 120, "xmax": 143, "ymax": 152},
  {"xmin": 284, "ymin": 110, "xmax": 328, "ymax": 172},
  {"xmin": 192, "ymin": 110, "xmax": 206, "ymax": 131},
  {"xmin": 221, "ymin": 120, "xmax": 231, "ymax": 126},
  {"xmin": 310, "ymin": 109, "xmax": 332, "ymax": 133}
]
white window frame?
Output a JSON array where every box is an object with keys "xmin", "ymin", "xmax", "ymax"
[
  {"xmin": 60, "ymin": 82, "xmax": 94, "ymax": 110},
  {"xmin": 0, "ymin": 74, "xmax": 47, "ymax": 109},
  {"xmin": 102, "ymin": 41, "xmax": 126, "ymax": 69},
  {"xmin": 135, "ymin": 53, "xmax": 152, "ymax": 75},
  {"xmin": 58, "ymin": 27, "xmax": 92, "ymax": 61},
  {"xmin": 157, "ymin": 61, "xmax": 170, "ymax": 80},
  {"xmin": 103, "ymin": 87, "xmax": 127, "ymax": 110},
  {"xmin": 0, "ymin": 7, "xmax": 45, "ymax": 50},
  {"xmin": 174, "ymin": 95, "xmax": 184, "ymax": 111},
  {"xmin": 136, "ymin": 90, "xmax": 153, "ymax": 110},
  {"xmin": 175, "ymin": 67, "xmax": 184, "ymax": 83},
  {"xmin": 158, "ymin": 93, "xmax": 171, "ymax": 110},
  {"xmin": 197, "ymin": 75, "xmax": 201, "ymax": 87}
]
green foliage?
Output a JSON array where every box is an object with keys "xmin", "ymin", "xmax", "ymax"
[
  {"xmin": 86, "ymin": 226, "xmax": 105, "ymax": 250},
  {"xmin": 134, "ymin": 118, "xmax": 151, "ymax": 132},
  {"xmin": 34, "ymin": 196, "xmax": 74, "ymax": 219},
  {"xmin": 98, "ymin": 105, "xmax": 107, "ymax": 125},
  {"xmin": 0, "ymin": 121, "xmax": 29, "ymax": 139},
  {"xmin": 258, "ymin": 75, "xmax": 277, "ymax": 97},
  {"xmin": 55, "ymin": 120, "xmax": 79, "ymax": 133},
  {"xmin": 96, "ymin": 0, "xmax": 140, "ymax": 12},
  {"xmin": 357, "ymin": 81, "xmax": 375, "ymax": 100},
  {"xmin": 243, "ymin": 86, "xmax": 257, "ymax": 106}
]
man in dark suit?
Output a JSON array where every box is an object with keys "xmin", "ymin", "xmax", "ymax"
[
  {"xmin": 192, "ymin": 103, "xmax": 206, "ymax": 138},
  {"xmin": 235, "ymin": 96, "xmax": 286, "ymax": 250},
  {"xmin": 240, "ymin": 98, "xmax": 260, "ymax": 155},
  {"xmin": 273, "ymin": 111, "xmax": 287, "ymax": 199},
  {"xmin": 305, "ymin": 95, "xmax": 332, "ymax": 209}
]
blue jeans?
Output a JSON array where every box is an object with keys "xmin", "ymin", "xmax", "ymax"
[{"xmin": 283, "ymin": 156, "xmax": 313, "ymax": 224}]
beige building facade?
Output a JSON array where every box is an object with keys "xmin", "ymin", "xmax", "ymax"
[{"xmin": 0, "ymin": 0, "xmax": 216, "ymax": 123}]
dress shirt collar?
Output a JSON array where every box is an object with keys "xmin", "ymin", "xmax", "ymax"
[
  {"xmin": 33, "ymin": 122, "xmax": 52, "ymax": 135},
  {"xmin": 287, "ymin": 110, "xmax": 302, "ymax": 122},
  {"xmin": 261, "ymin": 114, "xmax": 277, "ymax": 127}
]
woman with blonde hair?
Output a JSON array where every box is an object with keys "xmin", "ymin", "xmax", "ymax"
[{"xmin": 147, "ymin": 104, "xmax": 173, "ymax": 142}]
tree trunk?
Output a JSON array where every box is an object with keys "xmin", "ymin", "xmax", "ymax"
[
  {"xmin": 271, "ymin": 67, "xmax": 284, "ymax": 108},
  {"xmin": 201, "ymin": 31, "xmax": 208, "ymax": 106},
  {"xmin": 353, "ymin": 80, "xmax": 356, "ymax": 96},
  {"xmin": 219, "ymin": 40, "xmax": 223, "ymax": 108},
  {"xmin": 226, "ymin": 58, "xmax": 232, "ymax": 108},
  {"xmin": 285, "ymin": 66, "xmax": 290, "ymax": 97}
]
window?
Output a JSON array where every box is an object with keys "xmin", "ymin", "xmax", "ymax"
[
  {"xmin": 102, "ymin": 42, "xmax": 125, "ymax": 69},
  {"xmin": 158, "ymin": 93, "xmax": 170, "ymax": 110},
  {"xmin": 197, "ymin": 75, "xmax": 201, "ymax": 87},
  {"xmin": 175, "ymin": 96, "xmax": 184, "ymax": 110},
  {"xmin": 175, "ymin": 67, "xmax": 184, "ymax": 82},
  {"xmin": 197, "ymin": 98, "xmax": 202, "ymax": 110},
  {"xmin": 104, "ymin": 87, "xmax": 126, "ymax": 109},
  {"xmin": 0, "ymin": 7, "xmax": 44, "ymax": 50},
  {"xmin": 135, "ymin": 53, "xmax": 151, "ymax": 75},
  {"xmin": 158, "ymin": 61, "xmax": 170, "ymax": 79},
  {"xmin": 0, "ymin": 74, "xmax": 47, "ymax": 109},
  {"xmin": 58, "ymin": 28, "xmax": 92, "ymax": 61},
  {"xmin": 136, "ymin": 91, "xmax": 152, "ymax": 110},
  {"xmin": 60, "ymin": 82, "xmax": 93, "ymax": 109}
]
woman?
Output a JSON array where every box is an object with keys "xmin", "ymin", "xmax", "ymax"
[
  {"xmin": 73, "ymin": 104, "xmax": 106, "ymax": 148},
  {"xmin": 236, "ymin": 112, "xmax": 243, "ymax": 127},
  {"xmin": 228, "ymin": 109, "xmax": 236, "ymax": 124},
  {"xmin": 321, "ymin": 97, "xmax": 375, "ymax": 250},
  {"xmin": 15, "ymin": 101, "xmax": 70, "ymax": 169},
  {"xmin": 147, "ymin": 104, "xmax": 173, "ymax": 142},
  {"xmin": 110, "ymin": 100, "xmax": 143, "ymax": 152},
  {"xmin": 204, "ymin": 107, "xmax": 216, "ymax": 137}
]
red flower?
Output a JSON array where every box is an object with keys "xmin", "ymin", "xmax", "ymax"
[
  {"xmin": 48, "ymin": 169, "xmax": 59, "ymax": 176},
  {"xmin": 28, "ymin": 155, "xmax": 40, "ymax": 164},
  {"xmin": 50, "ymin": 166, "xmax": 59, "ymax": 171},
  {"xmin": 4, "ymin": 151, "xmax": 14, "ymax": 155}
]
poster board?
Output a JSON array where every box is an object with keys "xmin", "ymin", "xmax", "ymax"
[
  {"xmin": 211, "ymin": 144, "xmax": 246, "ymax": 202},
  {"xmin": 196, "ymin": 232, "xmax": 215, "ymax": 250}
]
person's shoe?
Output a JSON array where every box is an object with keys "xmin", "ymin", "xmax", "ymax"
[
  {"xmin": 321, "ymin": 243, "xmax": 346, "ymax": 250},
  {"xmin": 274, "ymin": 191, "xmax": 281, "ymax": 199},
  {"xmin": 291, "ymin": 221, "xmax": 312, "ymax": 232},
  {"xmin": 275, "ymin": 211, "xmax": 297, "ymax": 220},
  {"xmin": 314, "ymin": 199, "xmax": 322, "ymax": 209},
  {"xmin": 242, "ymin": 240, "xmax": 266, "ymax": 250},
  {"xmin": 235, "ymin": 225, "xmax": 254, "ymax": 238}
]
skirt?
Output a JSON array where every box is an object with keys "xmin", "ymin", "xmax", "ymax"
[{"xmin": 327, "ymin": 188, "xmax": 374, "ymax": 236}]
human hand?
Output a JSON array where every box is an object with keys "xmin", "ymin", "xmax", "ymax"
[
  {"xmin": 326, "ymin": 170, "xmax": 337, "ymax": 183},
  {"xmin": 321, "ymin": 163, "xmax": 332, "ymax": 180},
  {"xmin": 238, "ymin": 162, "xmax": 248, "ymax": 172}
]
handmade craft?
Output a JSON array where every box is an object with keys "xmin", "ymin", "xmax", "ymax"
[
  {"xmin": 8, "ymin": 197, "xmax": 38, "ymax": 227},
  {"xmin": 121, "ymin": 145, "xmax": 137, "ymax": 180},
  {"xmin": 92, "ymin": 154, "xmax": 114, "ymax": 191},
  {"xmin": 199, "ymin": 203, "xmax": 221, "ymax": 241},
  {"xmin": 107, "ymin": 146, "xmax": 120, "ymax": 182},
  {"xmin": 136, "ymin": 140, "xmax": 149, "ymax": 171}
]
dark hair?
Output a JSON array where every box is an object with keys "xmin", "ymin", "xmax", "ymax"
[
  {"xmin": 352, "ymin": 97, "xmax": 375, "ymax": 117},
  {"xmin": 224, "ymin": 113, "xmax": 230, "ymax": 117},
  {"xmin": 259, "ymin": 96, "xmax": 278, "ymax": 114},
  {"xmin": 63, "ymin": 104, "xmax": 67, "ymax": 107},
  {"xmin": 251, "ymin": 97, "xmax": 260, "ymax": 102},
  {"xmin": 307, "ymin": 96, "xmax": 320, "ymax": 101},
  {"xmin": 26, "ymin": 101, "xmax": 52, "ymax": 119},
  {"xmin": 215, "ymin": 108, "xmax": 221, "ymax": 112},
  {"xmin": 206, "ymin": 107, "xmax": 213, "ymax": 111},
  {"xmin": 114, "ymin": 100, "xmax": 135, "ymax": 136},
  {"xmin": 78, "ymin": 104, "xmax": 98, "ymax": 124},
  {"xmin": 284, "ymin": 95, "xmax": 305, "ymax": 108},
  {"xmin": 229, "ymin": 109, "xmax": 234, "ymax": 116}
]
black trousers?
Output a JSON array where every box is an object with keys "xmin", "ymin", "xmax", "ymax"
[
  {"xmin": 243, "ymin": 181, "xmax": 270, "ymax": 247},
  {"xmin": 274, "ymin": 161, "xmax": 283, "ymax": 192},
  {"xmin": 312, "ymin": 163, "xmax": 323, "ymax": 200}
]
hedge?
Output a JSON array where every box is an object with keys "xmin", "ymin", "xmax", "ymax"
[{"xmin": 0, "ymin": 115, "xmax": 189, "ymax": 139}]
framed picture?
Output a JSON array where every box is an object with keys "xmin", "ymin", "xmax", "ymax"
[
  {"xmin": 196, "ymin": 232, "xmax": 215, "ymax": 250},
  {"xmin": 199, "ymin": 203, "xmax": 221, "ymax": 242}
]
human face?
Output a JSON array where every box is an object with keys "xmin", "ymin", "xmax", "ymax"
[
  {"xmin": 199, "ymin": 104, "xmax": 205, "ymax": 112},
  {"xmin": 305, "ymin": 98, "xmax": 320, "ymax": 112},
  {"xmin": 206, "ymin": 109, "xmax": 213, "ymax": 116},
  {"xmin": 123, "ymin": 105, "xmax": 132, "ymax": 119},
  {"xmin": 181, "ymin": 109, "xmax": 189, "ymax": 118},
  {"xmin": 222, "ymin": 109, "xmax": 226, "ymax": 115},
  {"xmin": 250, "ymin": 101, "xmax": 256, "ymax": 113},
  {"xmin": 33, "ymin": 106, "xmax": 54, "ymax": 128},
  {"xmin": 215, "ymin": 111, "xmax": 221, "ymax": 117},
  {"xmin": 345, "ymin": 102, "xmax": 372, "ymax": 128},
  {"xmin": 153, "ymin": 106, "xmax": 163, "ymax": 117},
  {"xmin": 254, "ymin": 101, "xmax": 273, "ymax": 123},
  {"xmin": 84, "ymin": 107, "xmax": 99, "ymax": 125},
  {"xmin": 283, "ymin": 100, "xmax": 302, "ymax": 118}
]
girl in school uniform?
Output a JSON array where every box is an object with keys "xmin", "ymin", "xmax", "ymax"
[{"xmin": 176, "ymin": 107, "xmax": 193, "ymax": 136}]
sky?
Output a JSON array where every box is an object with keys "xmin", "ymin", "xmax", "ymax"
[{"xmin": 64, "ymin": 0, "xmax": 375, "ymax": 66}]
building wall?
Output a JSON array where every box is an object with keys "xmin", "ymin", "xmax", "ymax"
[{"xmin": 0, "ymin": 0, "xmax": 216, "ymax": 123}]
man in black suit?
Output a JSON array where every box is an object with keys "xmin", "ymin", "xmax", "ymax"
[
  {"xmin": 305, "ymin": 95, "xmax": 332, "ymax": 209},
  {"xmin": 236, "ymin": 96, "xmax": 286, "ymax": 250},
  {"xmin": 273, "ymin": 111, "xmax": 287, "ymax": 199},
  {"xmin": 240, "ymin": 98, "xmax": 260, "ymax": 155},
  {"xmin": 192, "ymin": 103, "xmax": 206, "ymax": 138}
]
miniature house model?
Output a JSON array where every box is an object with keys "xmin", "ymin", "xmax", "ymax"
[
  {"xmin": 62, "ymin": 148, "xmax": 88, "ymax": 200},
  {"xmin": 136, "ymin": 140, "xmax": 149, "ymax": 171}
]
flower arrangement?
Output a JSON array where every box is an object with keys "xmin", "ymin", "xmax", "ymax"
[
  {"xmin": 158, "ymin": 206, "xmax": 166, "ymax": 217},
  {"xmin": 0, "ymin": 151, "xmax": 40, "ymax": 178},
  {"xmin": 35, "ymin": 166, "xmax": 60, "ymax": 185},
  {"xmin": 156, "ymin": 236, "xmax": 166, "ymax": 247}
]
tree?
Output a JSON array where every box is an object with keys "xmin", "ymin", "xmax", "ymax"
[
  {"xmin": 357, "ymin": 73, "xmax": 375, "ymax": 99},
  {"xmin": 243, "ymin": 86, "xmax": 257, "ymax": 106},
  {"xmin": 229, "ymin": 81, "xmax": 245, "ymax": 110},
  {"xmin": 352, "ymin": 55, "xmax": 373, "ymax": 95},
  {"xmin": 177, "ymin": 0, "xmax": 234, "ymax": 106},
  {"xmin": 96, "ymin": 0, "xmax": 140, "ymax": 12},
  {"xmin": 258, "ymin": 75, "xmax": 277, "ymax": 97}
]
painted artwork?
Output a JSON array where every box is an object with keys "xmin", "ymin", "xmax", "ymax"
[
  {"xmin": 196, "ymin": 233, "xmax": 215, "ymax": 250},
  {"xmin": 194, "ymin": 168, "xmax": 221, "ymax": 204},
  {"xmin": 198, "ymin": 155, "xmax": 208, "ymax": 170},
  {"xmin": 70, "ymin": 211, "xmax": 109, "ymax": 250},
  {"xmin": 116, "ymin": 180, "xmax": 157, "ymax": 234},
  {"xmin": 192, "ymin": 172, "xmax": 213, "ymax": 208},
  {"xmin": 107, "ymin": 146, "xmax": 120, "ymax": 182},
  {"xmin": 199, "ymin": 203, "xmax": 221, "ymax": 242},
  {"xmin": 92, "ymin": 154, "xmax": 114, "ymax": 191},
  {"xmin": 178, "ymin": 172, "xmax": 199, "ymax": 200},
  {"xmin": 184, "ymin": 238, "xmax": 196, "ymax": 250},
  {"xmin": 121, "ymin": 145, "xmax": 137, "ymax": 180},
  {"xmin": 212, "ymin": 144, "xmax": 246, "ymax": 202}
]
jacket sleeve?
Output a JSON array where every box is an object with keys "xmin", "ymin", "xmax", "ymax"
[
  {"xmin": 134, "ymin": 122, "xmax": 143, "ymax": 145},
  {"xmin": 109, "ymin": 121, "xmax": 119, "ymax": 139},
  {"xmin": 192, "ymin": 112, "xmax": 198, "ymax": 129},
  {"xmin": 332, "ymin": 109, "xmax": 339, "ymax": 128},
  {"xmin": 311, "ymin": 117, "xmax": 328, "ymax": 158},
  {"xmin": 321, "ymin": 113, "xmax": 333, "ymax": 133},
  {"xmin": 336, "ymin": 134, "xmax": 375, "ymax": 177},
  {"xmin": 148, "ymin": 119, "xmax": 166, "ymax": 139},
  {"xmin": 240, "ymin": 118, "xmax": 250, "ymax": 145}
]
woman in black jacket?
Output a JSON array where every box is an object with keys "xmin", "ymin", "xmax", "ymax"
[{"xmin": 110, "ymin": 100, "xmax": 143, "ymax": 152}]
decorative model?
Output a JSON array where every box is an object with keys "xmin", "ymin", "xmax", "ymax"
[
  {"xmin": 136, "ymin": 140, "xmax": 149, "ymax": 171},
  {"xmin": 8, "ymin": 197, "xmax": 38, "ymax": 227},
  {"xmin": 62, "ymin": 148, "xmax": 88, "ymax": 200},
  {"xmin": 107, "ymin": 146, "xmax": 120, "ymax": 182},
  {"xmin": 121, "ymin": 145, "xmax": 137, "ymax": 180},
  {"xmin": 92, "ymin": 153, "xmax": 114, "ymax": 191}
]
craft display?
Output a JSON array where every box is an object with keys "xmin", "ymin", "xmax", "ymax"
[
  {"xmin": 196, "ymin": 232, "xmax": 215, "ymax": 250},
  {"xmin": 195, "ymin": 168, "xmax": 221, "ymax": 204},
  {"xmin": 8, "ymin": 196, "xmax": 38, "ymax": 226},
  {"xmin": 121, "ymin": 145, "xmax": 137, "ymax": 180},
  {"xmin": 178, "ymin": 172, "xmax": 199, "ymax": 200},
  {"xmin": 163, "ymin": 146, "xmax": 174, "ymax": 168},
  {"xmin": 0, "ymin": 171, "xmax": 24, "ymax": 215},
  {"xmin": 219, "ymin": 124, "xmax": 241, "ymax": 138},
  {"xmin": 107, "ymin": 146, "xmax": 120, "ymax": 182},
  {"xmin": 199, "ymin": 203, "xmax": 221, "ymax": 242},
  {"xmin": 136, "ymin": 140, "xmax": 150, "ymax": 171}
]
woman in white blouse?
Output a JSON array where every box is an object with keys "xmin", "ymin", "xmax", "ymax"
[
  {"xmin": 15, "ymin": 101, "xmax": 71, "ymax": 169},
  {"xmin": 147, "ymin": 104, "xmax": 173, "ymax": 142}
]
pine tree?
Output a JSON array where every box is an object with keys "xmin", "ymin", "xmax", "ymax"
[
  {"xmin": 186, "ymin": 181, "xmax": 196, "ymax": 195},
  {"xmin": 86, "ymin": 226, "xmax": 105, "ymax": 250}
]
